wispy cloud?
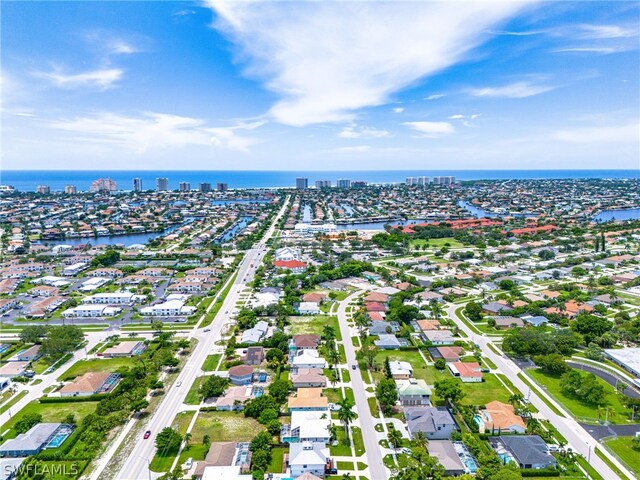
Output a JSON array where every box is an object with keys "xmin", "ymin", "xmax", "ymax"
[
  {"xmin": 208, "ymin": 1, "xmax": 530, "ymax": 126},
  {"xmin": 392, "ymin": 107, "xmax": 405, "ymax": 113},
  {"xmin": 34, "ymin": 68, "xmax": 124, "ymax": 89},
  {"xmin": 552, "ymin": 23, "xmax": 639, "ymax": 55},
  {"xmin": 554, "ymin": 122, "xmax": 639, "ymax": 143},
  {"xmin": 425, "ymin": 94, "xmax": 445, "ymax": 101},
  {"xmin": 338, "ymin": 125, "xmax": 389, "ymax": 139},
  {"xmin": 404, "ymin": 121, "xmax": 455, "ymax": 138},
  {"xmin": 468, "ymin": 80, "xmax": 555, "ymax": 98},
  {"xmin": 50, "ymin": 112, "xmax": 261, "ymax": 152}
]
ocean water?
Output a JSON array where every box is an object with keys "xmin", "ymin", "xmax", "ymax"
[{"xmin": 1, "ymin": 169, "xmax": 638, "ymax": 192}]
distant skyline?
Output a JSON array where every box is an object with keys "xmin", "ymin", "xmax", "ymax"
[{"xmin": 2, "ymin": 1, "xmax": 639, "ymax": 170}]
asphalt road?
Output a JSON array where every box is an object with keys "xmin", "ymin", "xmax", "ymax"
[
  {"xmin": 114, "ymin": 198, "xmax": 289, "ymax": 480},
  {"xmin": 447, "ymin": 304, "xmax": 634, "ymax": 480},
  {"xmin": 566, "ymin": 361, "xmax": 640, "ymax": 399},
  {"xmin": 337, "ymin": 290, "xmax": 388, "ymax": 480}
]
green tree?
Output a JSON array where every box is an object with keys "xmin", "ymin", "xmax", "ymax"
[
  {"xmin": 387, "ymin": 427, "xmax": 403, "ymax": 449},
  {"xmin": 533, "ymin": 354, "xmax": 570, "ymax": 375},
  {"xmin": 268, "ymin": 379, "xmax": 292, "ymax": 404},
  {"xmin": 464, "ymin": 301, "xmax": 483, "ymax": 322},
  {"xmin": 155, "ymin": 427, "xmax": 182, "ymax": 452},
  {"xmin": 19, "ymin": 325, "xmax": 48, "ymax": 344},
  {"xmin": 14, "ymin": 413, "xmax": 42, "ymax": 434},
  {"xmin": 199, "ymin": 375, "xmax": 229, "ymax": 399},
  {"xmin": 375, "ymin": 378, "xmax": 399, "ymax": 415},
  {"xmin": 434, "ymin": 378, "xmax": 465, "ymax": 406},
  {"xmin": 434, "ymin": 358, "xmax": 447, "ymax": 370},
  {"xmin": 337, "ymin": 397, "xmax": 357, "ymax": 436}
]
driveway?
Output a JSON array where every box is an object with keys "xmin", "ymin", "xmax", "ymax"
[
  {"xmin": 580, "ymin": 423, "xmax": 640, "ymax": 440},
  {"xmin": 567, "ymin": 361, "xmax": 640, "ymax": 399}
]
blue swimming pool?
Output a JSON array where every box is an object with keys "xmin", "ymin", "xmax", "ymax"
[{"xmin": 45, "ymin": 425, "xmax": 74, "ymax": 449}]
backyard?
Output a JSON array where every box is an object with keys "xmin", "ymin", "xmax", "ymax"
[
  {"xmin": 58, "ymin": 357, "xmax": 134, "ymax": 381},
  {"xmin": 289, "ymin": 315, "xmax": 342, "ymax": 340}
]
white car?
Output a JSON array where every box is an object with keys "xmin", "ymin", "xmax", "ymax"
[{"xmin": 175, "ymin": 381, "xmax": 182, "ymax": 387}]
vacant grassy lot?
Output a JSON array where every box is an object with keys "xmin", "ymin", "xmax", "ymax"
[
  {"xmin": 58, "ymin": 357, "xmax": 133, "ymax": 381},
  {"xmin": 527, "ymin": 368, "xmax": 630, "ymax": 423},
  {"xmin": 410, "ymin": 237, "xmax": 464, "ymax": 249},
  {"xmin": 201, "ymin": 354, "xmax": 222, "ymax": 371},
  {"xmin": 1, "ymin": 400, "xmax": 97, "ymax": 439},
  {"xmin": 289, "ymin": 315, "xmax": 342, "ymax": 340},
  {"xmin": 604, "ymin": 437, "xmax": 640, "ymax": 476},
  {"xmin": 190, "ymin": 411, "xmax": 264, "ymax": 443},
  {"xmin": 268, "ymin": 446, "xmax": 287, "ymax": 473}
]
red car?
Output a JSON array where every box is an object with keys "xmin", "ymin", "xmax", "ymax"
[{"xmin": 143, "ymin": 430, "xmax": 151, "ymax": 439}]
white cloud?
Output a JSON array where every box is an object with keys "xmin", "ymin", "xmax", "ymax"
[
  {"xmin": 393, "ymin": 107, "xmax": 405, "ymax": 113},
  {"xmin": 208, "ymin": 1, "xmax": 530, "ymax": 126},
  {"xmin": 425, "ymin": 94, "xmax": 445, "ymax": 100},
  {"xmin": 332, "ymin": 145, "xmax": 372, "ymax": 153},
  {"xmin": 469, "ymin": 81, "xmax": 555, "ymax": 98},
  {"xmin": 338, "ymin": 125, "xmax": 389, "ymax": 139},
  {"xmin": 50, "ymin": 112, "xmax": 261, "ymax": 152},
  {"xmin": 554, "ymin": 122, "xmax": 640, "ymax": 143},
  {"xmin": 34, "ymin": 68, "xmax": 124, "ymax": 89},
  {"xmin": 577, "ymin": 24, "xmax": 639, "ymax": 40},
  {"xmin": 448, "ymin": 114, "xmax": 465, "ymax": 120},
  {"xmin": 404, "ymin": 121, "xmax": 455, "ymax": 138}
]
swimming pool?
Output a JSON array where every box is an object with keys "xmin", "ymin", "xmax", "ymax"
[
  {"xmin": 453, "ymin": 441, "xmax": 479, "ymax": 473},
  {"xmin": 45, "ymin": 425, "xmax": 74, "ymax": 449}
]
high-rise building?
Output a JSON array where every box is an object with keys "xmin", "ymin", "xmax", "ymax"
[
  {"xmin": 295, "ymin": 177, "xmax": 308, "ymax": 189},
  {"xmin": 406, "ymin": 176, "xmax": 428, "ymax": 186},
  {"xmin": 133, "ymin": 178, "xmax": 142, "ymax": 192},
  {"xmin": 351, "ymin": 181, "xmax": 368, "ymax": 188},
  {"xmin": 216, "ymin": 183, "xmax": 229, "ymax": 192},
  {"xmin": 337, "ymin": 179, "xmax": 351, "ymax": 188},
  {"xmin": 179, "ymin": 182, "xmax": 191, "ymax": 192},
  {"xmin": 156, "ymin": 178, "xmax": 169, "ymax": 191},
  {"xmin": 64, "ymin": 185, "xmax": 77, "ymax": 194},
  {"xmin": 199, "ymin": 182, "xmax": 212, "ymax": 193},
  {"xmin": 315, "ymin": 180, "xmax": 331, "ymax": 189},
  {"xmin": 36, "ymin": 185, "xmax": 50, "ymax": 194},
  {"xmin": 90, "ymin": 178, "xmax": 117, "ymax": 193}
]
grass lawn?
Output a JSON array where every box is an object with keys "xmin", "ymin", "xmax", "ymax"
[
  {"xmin": 289, "ymin": 315, "xmax": 342, "ymax": 341},
  {"xmin": 351, "ymin": 426, "xmax": 365, "ymax": 456},
  {"xmin": 172, "ymin": 411, "xmax": 196, "ymax": 435},
  {"xmin": 457, "ymin": 374, "xmax": 512, "ymax": 406},
  {"xmin": 0, "ymin": 391, "xmax": 27, "ymax": 415},
  {"xmin": 58, "ymin": 357, "xmax": 133, "ymax": 381},
  {"xmin": 410, "ymin": 237, "xmax": 463, "ymax": 249},
  {"xmin": 371, "ymin": 350, "xmax": 441, "ymax": 384},
  {"xmin": 1, "ymin": 400, "xmax": 96, "ymax": 439},
  {"xmin": 176, "ymin": 443, "xmax": 208, "ymax": 467},
  {"xmin": 185, "ymin": 377, "xmax": 204, "ymax": 405},
  {"xmin": 604, "ymin": 437, "xmax": 640, "ymax": 476},
  {"xmin": 268, "ymin": 446, "xmax": 287, "ymax": 473},
  {"xmin": 527, "ymin": 368, "xmax": 630, "ymax": 423},
  {"xmin": 324, "ymin": 387, "xmax": 344, "ymax": 404},
  {"xmin": 337, "ymin": 461, "xmax": 354, "ymax": 470},
  {"xmin": 330, "ymin": 427, "xmax": 352, "ymax": 456},
  {"xmin": 202, "ymin": 354, "xmax": 222, "ymax": 371},
  {"xmin": 189, "ymin": 411, "xmax": 264, "ymax": 443},
  {"xmin": 368, "ymin": 397, "xmax": 380, "ymax": 418}
]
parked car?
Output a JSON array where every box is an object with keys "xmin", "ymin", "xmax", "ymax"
[
  {"xmin": 176, "ymin": 381, "xmax": 182, "ymax": 387},
  {"xmin": 352, "ymin": 365, "xmax": 357, "ymax": 370},
  {"xmin": 143, "ymin": 430, "xmax": 151, "ymax": 439}
]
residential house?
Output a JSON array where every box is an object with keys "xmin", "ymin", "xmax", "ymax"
[
  {"xmin": 291, "ymin": 369, "xmax": 327, "ymax": 389},
  {"xmin": 476, "ymin": 401, "xmax": 526, "ymax": 434},
  {"xmin": 389, "ymin": 361, "xmax": 413, "ymax": 380},
  {"xmin": 242, "ymin": 347, "xmax": 265, "ymax": 366},
  {"xmin": 291, "ymin": 350, "xmax": 326, "ymax": 373},
  {"xmin": 428, "ymin": 346, "xmax": 464, "ymax": 363},
  {"xmin": 423, "ymin": 330, "xmax": 456, "ymax": 345},
  {"xmin": 491, "ymin": 316, "xmax": 525, "ymax": 329},
  {"xmin": 428, "ymin": 441, "xmax": 466, "ymax": 476},
  {"xmin": 489, "ymin": 436, "xmax": 557, "ymax": 470},
  {"xmin": 59, "ymin": 372, "xmax": 120, "ymax": 397},
  {"xmin": 374, "ymin": 334, "xmax": 401, "ymax": 350},
  {"xmin": 0, "ymin": 423, "xmax": 73, "ymax": 458},
  {"xmin": 297, "ymin": 302, "xmax": 321, "ymax": 315},
  {"xmin": 448, "ymin": 362, "xmax": 483, "ymax": 382},
  {"xmin": 288, "ymin": 388, "xmax": 328, "ymax": 412},
  {"xmin": 396, "ymin": 378, "xmax": 432, "ymax": 406},
  {"xmin": 241, "ymin": 321, "xmax": 269, "ymax": 344},
  {"xmin": 288, "ymin": 442, "xmax": 331, "ymax": 479},
  {"xmin": 404, "ymin": 406, "xmax": 459, "ymax": 440},
  {"xmin": 283, "ymin": 410, "xmax": 331, "ymax": 444},
  {"xmin": 228, "ymin": 365, "xmax": 255, "ymax": 386}
]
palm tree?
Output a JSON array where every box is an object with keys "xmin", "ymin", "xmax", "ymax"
[
  {"xmin": 327, "ymin": 347, "xmax": 341, "ymax": 370},
  {"xmin": 430, "ymin": 300, "xmax": 444, "ymax": 321},
  {"xmin": 508, "ymin": 393, "xmax": 524, "ymax": 409},
  {"xmin": 337, "ymin": 397, "xmax": 356, "ymax": 437},
  {"xmin": 387, "ymin": 428, "xmax": 403, "ymax": 450},
  {"xmin": 413, "ymin": 431, "xmax": 428, "ymax": 450}
]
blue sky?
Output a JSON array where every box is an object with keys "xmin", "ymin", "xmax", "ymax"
[{"xmin": 2, "ymin": 1, "xmax": 639, "ymax": 170}]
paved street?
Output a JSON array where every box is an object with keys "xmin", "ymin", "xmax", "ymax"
[
  {"xmin": 113, "ymin": 197, "xmax": 289, "ymax": 480},
  {"xmin": 447, "ymin": 303, "xmax": 634, "ymax": 480},
  {"xmin": 336, "ymin": 290, "xmax": 388, "ymax": 480}
]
